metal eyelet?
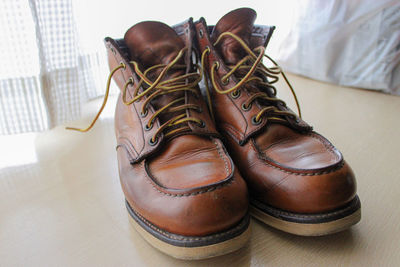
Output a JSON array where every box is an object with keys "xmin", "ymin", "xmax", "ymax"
[
  {"xmin": 214, "ymin": 61, "xmax": 220, "ymax": 70},
  {"xmin": 140, "ymin": 109, "xmax": 148, "ymax": 118},
  {"xmin": 221, "ymin": 77, "xmax": 230, "ymax": 85},
  {"xmin": 241, "ymin": 103, "xmax": 252, "ymax": 111},
  {"xmin": 251, "ymin": 116, "xmax": 262, "ymax": 125},
  {"xmin": 120, "ymin": 61, "xmax": 126, "ymax": 69},
  {"xmin": 144, "ymin": 123, "xmax": 153, "ymax": 131},
  {"xmin": 231, "ymin": 90, "xmax": 241, "ymax": 99},
  {"xmin": 199, "ymin": 28, "xmax": 204, "ymax": 38},
  {"xmin": 198, "ymin": 120, "xmax": 206, "ymax": 128},
  {"xmin": 292, "ymin": 115, "xmax": 300, "ymax": 123},
  {"xmin": 111, "ymin": 47, "xmax": 116, "ymax": 55},
  {"xmin": 149, "ymin": 137, "xmax": 158, "ymax": 146}
]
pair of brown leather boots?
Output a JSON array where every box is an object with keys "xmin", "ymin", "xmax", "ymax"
[{"xmin": 72, "ymin": 8, "xmax": 361, "ymax": 260}]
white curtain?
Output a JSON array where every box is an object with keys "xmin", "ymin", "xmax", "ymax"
[
  {"xmin": 0, "ymin": 0, "xmax": 108, "ymax": 135},
  {"xmin": 0, "ymin": 0, "xmax": 303, "ymax": 135},
  {"xmin": 4, "ymin": 0, "xmax": 393, "ymax": 135},
  {"xmin": 0, "ymin": 0, "xmax": 306, "ymax": 135},
  {"xmin": 275, "ymin": 0, "xmax": 400, "ymax": 94}
]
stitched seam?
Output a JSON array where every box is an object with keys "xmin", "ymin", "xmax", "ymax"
[
  {"xmin": 307, "ymin": 132, "xmax": 340, "ymax": 161},
  {"xmin": 116, "ymin": 144, "xmax": 134, "ymax": 162},
  {"xmin": 131, "ymin": 205, "xmax": 246, "ymax": 241},
  {"xmin": 111, "ymin": 46, "xmax": 146, "ymax": 158},
  {"xmin": 111, "ymin": 41, "xmax": 161, "ymax": 161},
  {"xmin": 221, "ymin": 122, "xmax": 243, "ymax": 141},
  {"xmin": 250, "ymin": 140, "xmax": 345, "ymax": 176},
  {"xmin": 117, "ymin": 137, "xmax": 138, "ymax": 157},
  {"xmin": 214, "ymin": 140, "xmax": 229, "ymax": 176},
  {"xmin": 144, "ymin": 172, "xmax": 234, "ymax": 197}
]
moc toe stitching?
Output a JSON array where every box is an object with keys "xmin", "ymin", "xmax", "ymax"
[
  {"xmin": 144, "ymin": 138, "xmax": 235, "ymax": 196},
  {"xmin": 143, "ymin": 167, "xmax": 236, "ymax": 198},
  {"xmin": 250, "ymin": 138, "xmax": 345, "ymax": 176}
]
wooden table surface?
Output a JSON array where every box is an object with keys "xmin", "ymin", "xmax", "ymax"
[{"xmin": 1, "ymin": 74, "xmax": 399, "ymax": 266}]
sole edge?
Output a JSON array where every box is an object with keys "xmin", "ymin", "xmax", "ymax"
[
  {"xmin": 125, "ymin": 200, "xmax": 251, "ymax": 259},
  {"xmin": 250, "ymin": 204, "xmax": 361, "ymax": 236},
  {"xmin": 128, "ymin": 212, "xmax": 251, "ymax": 260}
]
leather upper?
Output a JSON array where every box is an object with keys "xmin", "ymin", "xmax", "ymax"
[
  {"xmin": 194, "ymin": 8, "xmax": 357, "ymax": 214},
  {"xmin": 116, "ymin": 124, "xmax": 248, "ymax": 236},
  {"xmin": 106, "ymin": 19, "xmax": 248, "ymax": 236}
]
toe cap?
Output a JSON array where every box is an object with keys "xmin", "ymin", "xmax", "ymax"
[
  {"xmin": 265, "ymin": 160, "xmax": 357, "ymax": 213},
  {"xmin": 143, "ymin": 168, "xmax": 249, "ymax": 236}
]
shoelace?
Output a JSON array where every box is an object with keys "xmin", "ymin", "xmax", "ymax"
[
  {"xmin": 67, "ymin": 47, "xmax": 204, "ymax": 144},
  {"xmin": 201, "ymin": 32, "xmax": 302, "ymax": 125}
]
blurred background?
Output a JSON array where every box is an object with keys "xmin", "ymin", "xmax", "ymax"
[{"xmin": 1, "ymin": 0, "xmax": 399, "ymax": 136}]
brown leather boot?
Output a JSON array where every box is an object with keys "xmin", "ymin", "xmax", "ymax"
[
  {"xmin": 195, "ymin": 8, "xmax": 361, "ymax": 236},
  {"xmin": 70, "ymin": 19, "xmax": 250, "ymax": 259}
]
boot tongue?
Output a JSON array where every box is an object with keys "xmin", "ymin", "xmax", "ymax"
[
  {"xmin": 124, "ymin": 21, "xmax": 186, "ymax": 124},
  {"xmin": 211, "ymin": 8, "xmax": 257, "ymax": 65},
  {"xmin": 124, "ymin": 21, "xmax": 185, "ymax": 70}
]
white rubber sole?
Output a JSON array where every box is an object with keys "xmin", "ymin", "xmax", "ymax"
[
  {"xmin": 251, "ymin": 205, "xmax": 361, "ymax": 236},
  {"xmin": 128, "ymin": 214, "xmax": 251, "ymax": 260}
]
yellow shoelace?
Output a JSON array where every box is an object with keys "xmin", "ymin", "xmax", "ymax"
[
  {"xmin": 201, "ymin": 32, "xmax": 302, "ymax": 124},
  {"xmin": 67, "ymin": 47, "xmax": 203, "ymax": 144}
]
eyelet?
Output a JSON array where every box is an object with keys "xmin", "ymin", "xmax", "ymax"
[
  {"xmin": 140, "ymin": 109, "xmax": 148, "ymax": 118},
  {"xmin": 149, "ymin": 137, "xmax": 158, "ymax": 146},
  {"xmin": 144, "ymin": 123, "xmax": 153, "ymax": 131},
  {"xmin": 197, "ymin": 107, "xmax": 203, "ymax": 113},
  {"xmin": 198, "ymin": 120, "xmax": 206, "ymax": 128},
  {"xmin": 292, "ymin": 116, "xmax": 300, "ymax": 123},
  {"xmin": 120, "ymin": 61, "xmax": 126, "ymax": 69},
  {"xmin": 231, "ymin": 90, "xmax": 241, "ymax": 99},
  {"xmin": 199, "ymin": 28, "xmax": 204, "ymax": 38},
  {"xmin": 214, "ymin": 61, "xmax": 220, "ymax": 70},
  {"xmin": 251, "ymin": 116, "xmax": 262, "ymax": 125},
  {"xmin": 221, "ymin": 77, "xmax": 230, "ymax": 85},
  {"xmin": 241, "ymin": 103, "xmax": 252, "ymax": 111},
  {"xmin": 110, "ymin": 47, "xmax": 116, "ymax": 55}
]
